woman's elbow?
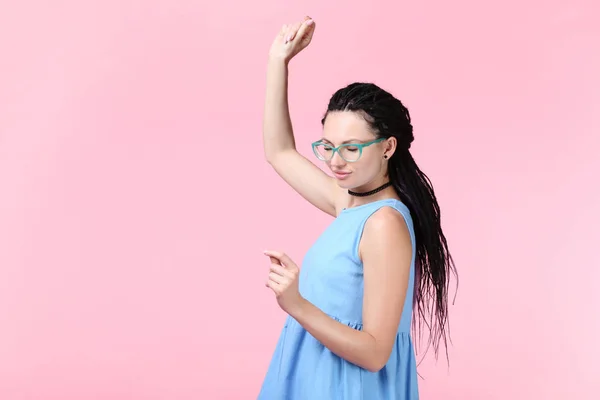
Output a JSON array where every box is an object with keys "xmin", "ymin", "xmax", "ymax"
[{"xmin": 363, "ymin": 352, "xmax": 391, "ymax": 373}]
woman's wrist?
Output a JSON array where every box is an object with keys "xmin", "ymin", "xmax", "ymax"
[
  {"xmin": 267, "ymin": 55, "xmax": 289, "ymax": 69},
  {"xmin": 286, "ymin": 295, "xmax": 308, "ymax": 320}
]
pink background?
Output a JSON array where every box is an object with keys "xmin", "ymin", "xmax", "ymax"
[{"xmin": 1, "ymin": 0, "xmax": 599, "ymax": 399}]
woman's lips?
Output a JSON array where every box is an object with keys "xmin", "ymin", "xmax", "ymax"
[{"xmin": 332, "ymin": 171, "xmax": 351, "ymax": 180}]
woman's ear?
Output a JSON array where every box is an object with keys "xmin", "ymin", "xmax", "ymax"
[{"xmin": 383, "ymin": 137, "xmax": 397, "ymax": 159}]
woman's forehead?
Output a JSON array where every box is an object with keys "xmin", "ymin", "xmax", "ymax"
[{"xmin": 322, "ymin": 112, "xmax": 374, "ymax": 143}]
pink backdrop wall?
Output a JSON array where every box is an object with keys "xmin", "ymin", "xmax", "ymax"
[{"xmin": 1, "ymin": 0, "xmax": 599, "ymax": 398}]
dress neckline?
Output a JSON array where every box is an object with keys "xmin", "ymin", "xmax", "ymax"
[{"xmin": 340, "ymin": 198, "xmax": 399, "ymax": 214}]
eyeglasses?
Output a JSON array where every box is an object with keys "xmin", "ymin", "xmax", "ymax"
[{"xmin": 311, "ymin": 138, "xmax": 385, "ymax": 163}]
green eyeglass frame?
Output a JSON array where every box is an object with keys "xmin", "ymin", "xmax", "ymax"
[{"xmin": 311, "ymin": 137, "xmax": 385, "ymax": 162}]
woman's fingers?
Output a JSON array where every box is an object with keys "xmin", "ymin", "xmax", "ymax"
[
  {"xmin": 270, "ymin": 263, "xmax": 293, "ymax": 278},
  {"xmin": 264, "ymin": 250, "xmax": 298, "ymax": 272},
  {"xmin": 278, "ymin": 24, "xmax": 287, "ymax": 38},
  {"xmin": 269, "ymin": 255, "xmax": 281, "ymax": 266},
  {"xmin": 298, "ymin": 18, "xmax": 315, "ymax": 46},
  {"xmin": 270, "ymin": 16, "xmax": 316, "ymax": 62},
  {"xmin": 268, "ymin": 271, "xmax": 286, "ymax": 285},
  {"xmin": 285, "ymin": 23, "xmax": 296, "ymax": 44},
  {"xmin": 287, "ymin": 21, "xmax": 303, "ymax": 42},
  {"xmin": 266, "ymin": 279, "xmax": 281, "ymax": 292}
]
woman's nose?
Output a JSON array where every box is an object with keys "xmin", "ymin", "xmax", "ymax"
[{"xmin": 330, "ymin": 151, "xmax": 346, "ymax": 166}]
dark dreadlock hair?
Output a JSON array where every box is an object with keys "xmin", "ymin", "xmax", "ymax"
[{"xmin": 321, "ymin": 82, "xmax": 458, "ymax": 364}]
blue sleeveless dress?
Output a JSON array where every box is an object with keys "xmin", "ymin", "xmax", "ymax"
[{"xmin": 258, "ymin": 198, "xmax": 419, "ymax": 399}]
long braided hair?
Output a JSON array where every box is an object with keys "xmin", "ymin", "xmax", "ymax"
[{"xmin": 321, "ymin": 82, "xmax": 458, "ymax": 363}]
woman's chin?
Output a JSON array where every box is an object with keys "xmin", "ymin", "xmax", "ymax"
[{"xmin": 335, "ymin": 180, "xmax": 354, "ymax": 189}]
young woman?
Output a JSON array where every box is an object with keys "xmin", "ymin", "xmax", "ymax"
[{"xmin": 259, "ymin": 16, "xmax": 457, "ymax": 400}]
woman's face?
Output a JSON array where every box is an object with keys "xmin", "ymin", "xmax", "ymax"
[{"xmin": 319, "ymin": 111, "xmax": 395, "ymax": 190}]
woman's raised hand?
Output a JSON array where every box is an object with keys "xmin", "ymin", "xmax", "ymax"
[{"xmin": 269, "ymin": 16, "xmax": 316, "ymax": 64}]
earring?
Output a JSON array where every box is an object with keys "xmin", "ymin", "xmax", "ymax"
[{"xmin": 383, "ymin": 155, "xmax": 388, "ymax": 159}]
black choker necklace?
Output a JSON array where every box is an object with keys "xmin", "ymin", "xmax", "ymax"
[{"xmin": 348, "ymin": 182, "xmax": 393, "ymax": 197}]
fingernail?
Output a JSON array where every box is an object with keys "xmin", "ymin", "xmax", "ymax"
[{"xmin": 306, "ymin": 19, "xmax": 313, "ymax": 26}]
